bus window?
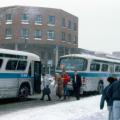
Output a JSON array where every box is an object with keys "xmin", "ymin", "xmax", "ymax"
[
  {"xmin": 6, "ymin": 60, "xmax": 18, "ymax": 70},
  {"xmin": 0, "ymin": 53, "xmax": 27, "ymax": 59},
  {"xmin": 17, "ymin": 61, "xmax": 27, "ymax": 70},
  {"xmin": 0, "ymin": 59, "xmax": 3, "ymax": 68},
  {"xmin": 109, "ymin": 65, "xmax": 114, "ymax": 73},
  {"xmin": 101, "ymin": 64, "xmax": 108, "ymax": 72},
  {"xmin": 90, "ymin": 63, "xmax": 100, "ymax": 71},
  {"xmin": 59, "ymin": 57, "xmax": 87, "ymax": 71},
  {"xmin": 115, "ymin": 65, "xmax": 120, "ymax": 72}
]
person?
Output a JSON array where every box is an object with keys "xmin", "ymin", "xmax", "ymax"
[
  {"xmin": 54, "ymin": 73, "xmax": 64, "ymax": 100},
  {"xmin": 107, "ymin": 77, "xmax": 120, "ymax": 120},
  {"xmin": 40, "ymin": 74, "xmax": 52, "ymax": 101},
  {"xmin": 100, "ymin": 76, "xmax": 116, "ymax": 120},
  {"xmin": 72, "ymin": 70, "xmax": 82, "ymax": 100},
  {"xmin": 61, "ymin": 70, "xmax": 70, "ymax": 100}
]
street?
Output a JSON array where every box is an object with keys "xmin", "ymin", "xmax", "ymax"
[{"xmin": 0, "ymin": 95, "xmax": 108, "ymax": 120}]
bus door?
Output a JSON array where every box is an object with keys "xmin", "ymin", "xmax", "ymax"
[{"xmin": 34, "ymin": 61, "xmax": 41, "ymax": 93}]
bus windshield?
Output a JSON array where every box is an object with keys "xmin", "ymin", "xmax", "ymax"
[{"xmin": 58, "ymin": 57, "xmax": 87, "ymax": 71}]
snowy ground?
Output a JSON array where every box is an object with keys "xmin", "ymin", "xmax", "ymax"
[{"xmin": 0, "ymin": 95, "xmax": 108, "ymax": 120}]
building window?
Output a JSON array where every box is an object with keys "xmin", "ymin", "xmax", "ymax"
[
  {"xmin": 68, "ymin": 34, "xmax": 71, "ymax": 42},
  {"xmin": 35, "ymin": 15, "xmax": 42, "ymax": 24},
  {"xmin": 34, "ymin": 30, "xmax": 42, "ymax": 39},
  {"xmin": 5, "ymin": 28, "xmax": 12, "ymax": 39},
  {"xmin": 5, "ymin": 14, "xmax": 12, "ymax": 24},
  {"xmin": 0, "ymin": 19, "xmax": 2, "ymax": 25},
  {"xmin": 61, "ymin": 32, "xmax": 66, "ymax": 41},
  {"xmin": 21, "ymin": 14, "xmax": 29, "ymax": 24},
  {"xmin": 47, "ymin": 30, "xmax": 55, "ymax": 40},
  {"xmin": 48, "ymin": 16, "xmax": 55, "ymax": 25},
  {"xmin": 21, "ymin": 28, "xmax": 29, "ymax": 38},
  {"xmin": 48, "ymin": 53, "xmax": 52, "ymax": 60},
  {"xmin": 6, "ymin": 14, "xmax": 12, "ymax": 21},
  {"xmin": 62, "ymin": 18, "xmax": 66, "ymax": 27},
  {"xmin": 68, "ymin": 20, "xmax": 72, "ymax": 29},
  {"xmin": 74, "ymin": 23, "xmax": 77, "ymax": 31}
]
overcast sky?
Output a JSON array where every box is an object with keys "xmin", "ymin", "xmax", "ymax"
[{"xmin": 0, "ymin": 0, "xmax": 120, "ymax": 53}]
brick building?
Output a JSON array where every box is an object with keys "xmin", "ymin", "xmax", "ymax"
[{"xmin": 0, "ymin": 6, "xmax": 78, "ymax": 74}]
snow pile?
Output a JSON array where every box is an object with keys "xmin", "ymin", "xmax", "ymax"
[{"xmin": 0, "ymin": 95, "xmax": 107, "ymax": 120}]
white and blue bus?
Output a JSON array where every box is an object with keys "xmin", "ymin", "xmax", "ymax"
[
  {"xmin": 0, "ymin": 49, "xmax": 41, "ymax": 99},
  {"xmin": 56, "ymin": 54, "xmax": 120, "ymax": 94}
]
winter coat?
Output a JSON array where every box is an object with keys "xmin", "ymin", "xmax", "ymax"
[
  {"xmin": 43, "ymin": 86, "xmax": 51, "ymax": 95},
  {"xmin": 107, "ymin": 80, "xmax": 120, "ymax": 102},
  {"xmin": 42, "ymin": 76, "xmax": 51, "ymax": 88},
  {"xmin": 72, "ymin": 74, "xmax": 82, "ymax": 88},
  {"xmin": 61, "ymin": 74, "xmax": 70, "ymax": 86},
  {"xmin": 55, "ymin": 75, "xmax": 64, "ymax": 97},
  {"xmin": 42, "ymin": 76, "xmax": 51, "ymax": 95},
  {"xmin": 100, "ymin": 84, "xmax": 113, "ymax": 109}
]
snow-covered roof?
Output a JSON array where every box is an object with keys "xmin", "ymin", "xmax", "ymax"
[
  {"xmin": 60, "ymin": 54, "xmax": 120, "ymax": 63},
  {"xmin": 0, "ymin": 48, "xmax": 40, "ymax": 60}
]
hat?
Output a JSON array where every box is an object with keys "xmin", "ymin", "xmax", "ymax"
[{"xmin": 107, "ymin": 77, "xmax": 115, "ymax": 83}]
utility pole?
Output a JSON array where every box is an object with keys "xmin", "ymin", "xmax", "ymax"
[
  {"xmin": 55, "ymin": 45, "xmax": 58, "ymax": 68},
  {"xmin": 68, "ymin": 48, "xmax": 71, "ymax": 54},
  {"xmin": 15, "ymin": 43, "xmax": 18, "ymax": 50},
  {"xmin": 24, "ymin": 37, "xmax": 27, "ymax": 49}
]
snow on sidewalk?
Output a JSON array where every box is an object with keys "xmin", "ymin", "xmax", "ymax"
[{"xmin": 0, "ymin": 95, "xmax": 108, "ymax": 120}]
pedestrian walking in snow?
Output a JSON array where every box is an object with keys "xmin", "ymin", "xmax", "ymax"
[
  {"xmin": 107, "ymin": 77, "xmax": 120, "ymax": 120},
  {"xmin": 54, "ymin": 73, "xmax": 64, "ymax": 100},
  {"xmin": 40, "ymin": 74, "xmax": 52, "ymax": 101},
  {"xmin": 100, "ymin": 76, "xmax": 116, "ymax": 120},
  {"xmin": 72, "ymin": 70, "xmax": 82, "ymax": 100},
  {"xmin": 61, "ymin": 70, "xmax": 70, "ymax": 100}
]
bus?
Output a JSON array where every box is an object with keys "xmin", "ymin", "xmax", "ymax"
[
  {"xmin": 0, "ymin": 49, "xmax": 41, "ymax": 99},
  {"xmin": 56, "ymin": 54, "xmax": 120, "ymax": 94}
]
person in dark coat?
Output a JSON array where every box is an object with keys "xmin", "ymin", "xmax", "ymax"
[
  {"xmin": 72, "ymin": 70, "xmax": 82, "ymax": 100},
  {"xmin": 100, "ymin": 76, "xmax": 116, "ymax": 120},
  {"xmin": 107, "ymin": 78, "xmax": 120, "ymax": 120}
]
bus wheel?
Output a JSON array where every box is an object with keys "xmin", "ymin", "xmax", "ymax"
[
  {"xmin": 19, "ymin": 85, "xmax": 29, "ymax": 99},
  {"xmin": 98, "ymin": 82, "xmax": 104, "ymax": 94}
]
